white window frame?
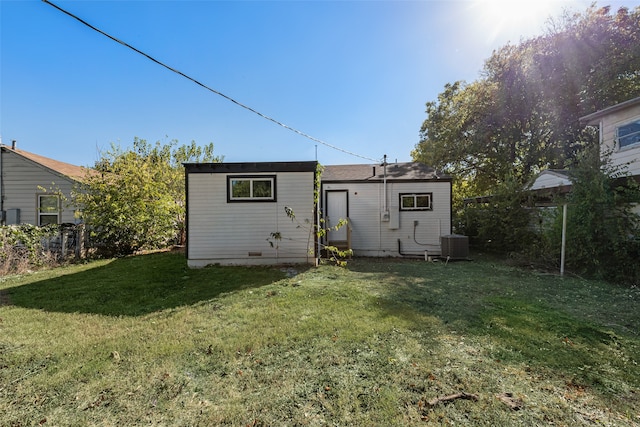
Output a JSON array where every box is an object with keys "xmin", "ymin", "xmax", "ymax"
[
  {"xmin": 400, "ymin": 193, "xmax": 432, "ymax": 211},
  {"xmin": 228, "ymin": 175, "xmax": 276, "ymax": 202},
  {"xmin": 37, "ymin": 194, "xmax": 60, "ymax": 226},
  {"xmin": 617, "ymin": 118, "xmax": 640, "ymax": 150}
]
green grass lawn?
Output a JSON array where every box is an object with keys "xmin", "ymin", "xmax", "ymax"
[{"xmin": 1, "ymin": 252, "xmax": 638, "ymax": 426}]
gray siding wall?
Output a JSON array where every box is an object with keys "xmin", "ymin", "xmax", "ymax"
[
  {"xmin": 2, "ymin": 151, "xmax": 78, "ymax": 225},
  {"xmin": 322, "ymin": 181, "xmax": 451, "ymax": 257},
  {"xmin": 600, "ymin": 103, "xmax": 640, "ymax": 177},
  {"xmin": 187, "ymin": 171, "xmax": 316, "ymax": 267}
]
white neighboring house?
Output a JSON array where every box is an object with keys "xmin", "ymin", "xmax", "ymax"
[
  {"xmin": 321, "ymin": 162, "xmax": 452, "ymax": 258},
  {"xmin": 0, "ymin": 143, "xmax": 92, "ymax": 226},
  {"xmin": 581, "ymin": 96, "xmax": 640, "ymax": 214},
  {"xmin": 184, "ymin": 161, "xmax": 319, "ymax": 267},
  {"xmin": 528, "ymin": 169, "xmax": 571, "ymax": 193},
  {"xmin": 580, "ymin": 96, "xmax": 640, "ymax": 178},
  {"xmin": 528, "ymin": 169, "xmax": 573, "ymax": 204},
  {"xmin": 529, "ymin": 97, "xmax": 640, "ymax": 203}
]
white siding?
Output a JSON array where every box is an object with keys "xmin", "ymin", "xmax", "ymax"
[
  {"xmin": 530, "ymin": 171, "xmax": 571, "ymax": 191},
  {"xmin": 2, "ymin": 151, "xmax": 78, "ymax": 225},
  {"xmin": 600, "ymin": 103, "xmax": 640, "ymax": 177},
  {"xmin": 322, "ymin": 181, "xmax": 451, "ymax": 257},
  {"xmin": 187, "ymin": 171, "xmax": 316, "ymax": 266}
]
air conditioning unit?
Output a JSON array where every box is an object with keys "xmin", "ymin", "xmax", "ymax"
[{"xmin": 440, "ymin": 234, "xmax": 469, "ymax": 259}]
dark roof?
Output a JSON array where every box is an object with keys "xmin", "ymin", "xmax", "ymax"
[
  {"xmin": 184, "ymin": 161, "xmax": 318, "ymax": 174},
  {"xmin": 321, "ymin": 162, "xmax": 449, "ymax": 182},
  {"xmin": 580, "ymin": 97, "xmax": 640, "ymax": 126},
  {"xmin": 1, "ymin": 145, "xmax": 96, "ymax": 182}
]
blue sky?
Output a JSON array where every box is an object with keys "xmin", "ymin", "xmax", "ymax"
[{"xmin": 1, "ymin": 0, "xmax": 637, "ymax": 167}]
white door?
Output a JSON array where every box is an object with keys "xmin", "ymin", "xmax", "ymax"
[{"xmin": 326, "ymin": 190, "xmax": 348, "ymax": 242}]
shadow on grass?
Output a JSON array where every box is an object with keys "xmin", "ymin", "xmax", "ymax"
[{"xmin": 7, "ymin": 251, "xmax": 288, "ymax": 317}]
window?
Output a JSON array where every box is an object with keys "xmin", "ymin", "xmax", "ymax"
[
  {"xmin": 228, "ymin": 176, "xmax": 276, "ymax": 201},
  {"xmin": 38, "ymin": 194, "xmax": 60, "ymax": 225},
  {"xmin": 617, "ymin": 119, "xmax": 640, "ymax": 149},
  {"xmin": 400, "ymin": 193, "xmax": 432, "ymax": 211}
]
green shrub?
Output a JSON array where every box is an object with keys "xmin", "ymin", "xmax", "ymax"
[
  {"xmin": 550, "ymin": 146, "xmax": 640, "ymax": 285},
  {"xmin": 0, "ymin": 224, "xmax": 61, "ymax": 274},
  {"xmin": 461, "ymin": 176, "xmax": 539, "ymax": 254}
]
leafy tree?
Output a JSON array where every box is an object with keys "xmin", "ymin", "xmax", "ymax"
[
  {"xmin": 555, "ymin": 144, "xmax": 640, "ymax": 284},
  {"xmin": 413, "ymin": 5, "xmax": 640, "ymax": 196},
  {"xmin": 73, "ymin": 138, "xmax": 221, "ymax": 256},
  {"xmin": 413, "ymin": 4, "xmax": 640, "ymax": 260}
]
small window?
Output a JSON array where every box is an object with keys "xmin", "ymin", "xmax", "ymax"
[
  {"xmin": 400, "ymin": 193, "xmax": 432, "ymax": 211},
  {"xmin": 228, "ymin": 176, "xmax": 276, "ymax": 202},
  {"xmin": 617, "ymin": 119, "xmax": 640, "ymax": 149},
  {"xmin": 38, "ymin": 194, "xmax": 60, "ymax": 225}
]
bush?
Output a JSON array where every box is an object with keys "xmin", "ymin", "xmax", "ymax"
[
  {"xmin": 461, "ymin": 176, "xmax": 540, "ymax": 254},
  {"xmin": 549, "ymin": 146, "xmax": 640, "ymax": 285},
  {"xmin": 0, "ymin": 224, "xmax": 62, "ymax": 275}
]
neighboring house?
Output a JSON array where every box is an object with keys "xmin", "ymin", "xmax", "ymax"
[
  {"xmin": 581, "ymin": 96, "xmax": 640, "ymax": 214},
  {"xmin": 0, "ymin": 143, "xmax": 93, "ymax": 226},
  {"xmin": 580, "ymin": 96, "xmax": 640, "ymax": 179},
  {"xmin": 184, "ymin": 161, "xmax": 319, "ymax": 267},
  {"xmin": 528, "ymin": 169, "xmax": 573, "ymax": 204},
  {"xmin": 528, "ymin": 169, "xmax": 571, "ymax": 193},
  {"xmin": 321, "ymin": 162, "xmax": 452, "ymax": 257},
  {"xmin": 529, "ymin": 97, "xmax": 640, "ymax": 198},
  {"xmin": 184, "ymin": 160, "xmax": 452, "ymax": 267}
]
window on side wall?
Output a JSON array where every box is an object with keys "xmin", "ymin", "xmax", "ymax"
[
  {"xmin": 617, "ymin": 119, "xmax": 640, "ymax": 150},
  {"xmin": 38, "ymin": 194, "xmax": 60, "ymax": 225},
  {"xmin": 228, "ymin": 176, "xmax": 276, "ymax": 202},
  {"xmin": 400, "ymin": 193, "xmax": 432, "ymax": 211}
]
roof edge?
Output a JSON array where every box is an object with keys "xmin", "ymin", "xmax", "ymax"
[
  {"xmin": 184, "ymin": 161, "xmax": 318, "ymax": 174},
  {"xmin": 580, "ymin": 97, "xmax": 640, "ymax": 126}
]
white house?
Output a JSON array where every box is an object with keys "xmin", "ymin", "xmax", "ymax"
[
  {"xmin": 321, "ymin": 161, "xmax": 452, "ymax": 258},
  {"xmin": 184, "ymin": 161, "xmax": 319, "ymax": 267},
  {"xmin": 0, "ymin": 143, "xmax": 92, "ymax": 226},
  {"xmin": 528, "ymin": 169, "xmax": 571, "ymax": 192},
  {"xmin": 580, "ymin": 96, "xmax": 640, "ymax": 178},
  {"xmin": 184, "ymin": 160, "xmax": 453, "ymax": 266},
  {"xmin": 529, "ymin": 97, "xmax": 640, "ymax": 199}
]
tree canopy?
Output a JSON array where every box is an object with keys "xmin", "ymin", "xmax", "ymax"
[
  {"xmin": 412, "ymin": 5, "xmax": 640, "ymax": 197},
  {"xmin": 73, "ymin": 138, "xmax": 222, "ymax": 256}
]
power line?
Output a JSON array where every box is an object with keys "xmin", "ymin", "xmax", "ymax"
[{"xmin": 42, "ymin": 0, "xmax": 380, "ymax": 163}]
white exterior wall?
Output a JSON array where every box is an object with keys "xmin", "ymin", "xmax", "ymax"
[
  {"xmin": 2, "ymin": 150, "xmax": 78, "ymax": 225},
  {"xmin": 322, "ymin": 181, "xmax": 451, "ymax": 257},
  {"xmin": 529, "ymin": 172, "xmax": 571, "ymax": 191},
  {"xmin": 187, "ymin": 171, "xmax": 316, "ymax": 267},
  {"xmin": 600, "ymin": 103, "xmax": 640, "ymax": 177}
]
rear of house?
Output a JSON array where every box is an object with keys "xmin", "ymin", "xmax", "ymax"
[
  {"xmin": 185, "ymin": 161, "xmax": 318, "ymax": 267},
  {"xmin": 321, "ymin": 162, "xmax": 452, "ymax": 257}
]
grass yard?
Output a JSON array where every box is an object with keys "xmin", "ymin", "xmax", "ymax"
[{"xmin": 0, "ymin": 252, "xmax": 639, "ymax": 426}]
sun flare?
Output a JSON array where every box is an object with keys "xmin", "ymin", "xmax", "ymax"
[{"xmin": 471, "ymin": 0, "xmax": 570, "ymax": 45}]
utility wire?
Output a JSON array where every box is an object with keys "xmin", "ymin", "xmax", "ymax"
[{"xmin": 43, "ymin": 0, "xmax": 379, "ymax": 163}]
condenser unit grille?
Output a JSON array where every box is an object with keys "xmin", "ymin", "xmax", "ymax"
[{"xmin": 440, "ymin": 234, "xmax": 469, "ymax": 259}]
